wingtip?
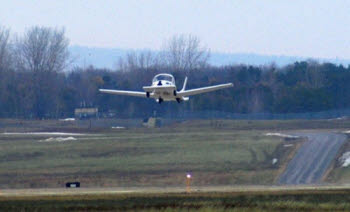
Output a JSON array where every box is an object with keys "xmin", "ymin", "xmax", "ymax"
[{"xmin": 99, "ymin": 89, "xmax": 109, "ymax": 93}]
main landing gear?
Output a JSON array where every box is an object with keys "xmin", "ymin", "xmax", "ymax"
[
  {"xmin": 146, "ymin": 92, "xmax": 150, "ymax": 98},
  {"xmin": 158, "ymin": 98, "xmax": 163, "ymax": 104},
  {"xmin": 174, "ymin": 90, "xmax": 181, "ymax": 103}
]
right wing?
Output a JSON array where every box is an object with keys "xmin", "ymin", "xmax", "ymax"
[
  {"xmin": 177, "ymin": 83, "xmax": 233, "ymax": 97},
  {"xmin": 99, "ymin": 89, "xmax": 147, "ymax": 98}
]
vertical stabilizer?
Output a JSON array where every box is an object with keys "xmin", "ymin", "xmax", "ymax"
[{"xmin": 181, "ymin": 77, "xmax": 188, "ymax": 91}]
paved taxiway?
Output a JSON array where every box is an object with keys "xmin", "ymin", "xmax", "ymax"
[{"xmin": 278, "ymin": 132, "xmax": 346, "ymax": 185}]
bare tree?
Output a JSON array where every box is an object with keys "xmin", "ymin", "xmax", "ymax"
[
  {"xmin": 16, "ymin": 26, "xmax": 69, "ymax": 73},
  {"xmin": 0, "ymin": 26, "xmax": 12, "ymax": 118},
  {"xmin": 117, "ymin": 50, "xmax": 158, "ymax": 72},
  {"xmin": 0, "ymin": 26, "xmax": 12, "ymax": 71},
  {"xmin": 116, "ymin": 35, "xmax": 209, "ymax": 72},
  {"xmin": 162, "ymin": 34, "xmax": 210, "ymax": 71},
  {"xmin": 14, "ymin": 26, "xmax": 70, "ymax": 118}
]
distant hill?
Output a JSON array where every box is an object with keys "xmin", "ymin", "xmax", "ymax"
[{"xmin": 69, "ymin": 45, "xmax": 350, "ymax": 69}]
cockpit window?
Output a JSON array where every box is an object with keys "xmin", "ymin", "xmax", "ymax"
[{"xmin": 153, "ymin": 74, "xmax": 174, "ymax": 83}]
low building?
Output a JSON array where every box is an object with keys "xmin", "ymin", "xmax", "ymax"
[{"xmin": 74, "ymin": 108, "xmax": 98, "ymax": 119}]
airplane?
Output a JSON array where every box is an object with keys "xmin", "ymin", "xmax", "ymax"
[{"xmin": 99, "ymin": 73, "xmax": 233, "ymax": 104}]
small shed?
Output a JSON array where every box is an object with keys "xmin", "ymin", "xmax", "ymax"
[{"xmin": 143, "ymin": 117, "xmax": 162, "ymax": 128}]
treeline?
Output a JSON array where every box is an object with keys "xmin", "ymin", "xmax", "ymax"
[
  {"xmin": 2, "ymin": 61, "xmax": 350, "ymax": 119},
  {"xmin": 1, "ymin": 26, "xmax": 350, "ymax": 119}
]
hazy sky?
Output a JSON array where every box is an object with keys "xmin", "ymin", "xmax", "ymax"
[{"xmin": 1, "ymin": 0, "xmax": 350, "ymax": 59}]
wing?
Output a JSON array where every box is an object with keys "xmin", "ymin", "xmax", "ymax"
[
  {"xmin": 177, "ymin": 83, "xmax": 233, "ymax": 97},
  {"xmin": 99, "ymin": 89, "xmax": 146, "ymax": 98}
]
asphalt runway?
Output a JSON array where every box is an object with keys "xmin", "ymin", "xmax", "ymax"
[{"xmin": 278, "ymin": 132, "xmax": 346, "ymax": 185}]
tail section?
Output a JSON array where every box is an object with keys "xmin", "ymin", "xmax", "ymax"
[
  {"xmin": 181, "ymin": 77, "xmax": 188, "ymax": 92},
  {"xmin": 181, "ymin": 77, "xmax": 189, "ymax": 101}
]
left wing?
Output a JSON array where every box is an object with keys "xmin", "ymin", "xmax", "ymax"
[
  {"xmin": 99, "ymin": 89, "xmax": 146, "ymax": 98},
  {"xmin": 177, "ymin": 83, "xmax": 233, "ymax": 97}
]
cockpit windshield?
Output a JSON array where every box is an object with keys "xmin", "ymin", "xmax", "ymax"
[{"xmin": 153, "ymin": 74, "xmax": 174, "ymax": 83}]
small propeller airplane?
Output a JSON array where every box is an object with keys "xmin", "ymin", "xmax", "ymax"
[{"xmin": 99, "ymin": 73, "xmax": 233, "ymax": 103}]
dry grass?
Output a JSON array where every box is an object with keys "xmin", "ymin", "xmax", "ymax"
[
  {"xmin": 0, "ymin": 188, "xmax": 349, "ymax": 211},
  {"xmin": 0, "ymin": 120, "xmax": 299, "ymax": 188}
]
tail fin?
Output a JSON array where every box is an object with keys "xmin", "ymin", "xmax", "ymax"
[{"xmin": 181, "ymin": 77, "xmax": 188, "ymax": 92}]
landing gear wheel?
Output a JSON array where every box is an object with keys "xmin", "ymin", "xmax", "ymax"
[
  {"xmin": 176, "ymin": 98, "xmax": 181, "ymax": 103},
  {"xmin": 158, "ymin": 98, "xmax": 163, "ymax": 104},
  {"xmin": 146, "ymin": 92, "xmax": 150, "ymax": 98},
  {"xmin": 173, "ymin": 90, "xmax": 177, "ymax": 96}
]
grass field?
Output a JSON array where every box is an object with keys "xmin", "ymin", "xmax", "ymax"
[
  {"xmin": 0, "ymin": 119, "xmax": 305, "ymax": 188},
  {"xmin": 0, "ymin": 188, "xmax": 349, "ymax": 211},
  {"xmin": 0, "ymin": 118, "xmax": 349, "ymax": 187},
  {"xmin": 0, "ymin": 119, "xmax": 349, "ymax": 211},
  {"xmin": 4, "ymin": 118, "xmax": 350, "ymax": 131}
]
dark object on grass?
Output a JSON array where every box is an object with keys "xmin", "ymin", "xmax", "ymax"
[{"xmin": 66, "ymin": 182, "xmax": 80, "ymax": 188}]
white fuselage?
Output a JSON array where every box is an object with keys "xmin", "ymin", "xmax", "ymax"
[
  {"xmin": 151, "ymin": 82, "xmax": 175, "ymax": 99},
  {"xmin": 143, "ymin": 79, "xmax": 179, "ymax": 102}
]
